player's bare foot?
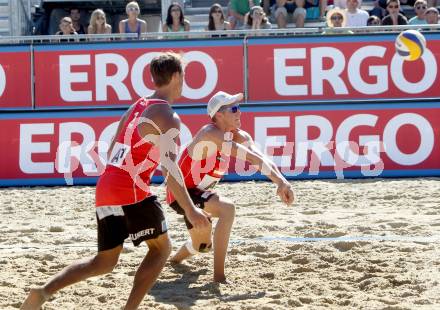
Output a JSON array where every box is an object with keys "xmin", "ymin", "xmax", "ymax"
[
  {"xmin": 169, "ymin": 255, "xmax": 183, "ymax": 264},
  {"xmin": 213, "ymin": 275, "xmax": 232, "ymax": 284},
  {"xmin": 21, "ymin": 288, "xmax": 50, "ymax": 310}
]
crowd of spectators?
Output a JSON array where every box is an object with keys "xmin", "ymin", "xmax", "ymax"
[{"xmin": 51, "ymin": 0, "xmax": 439, "ymax": 40}]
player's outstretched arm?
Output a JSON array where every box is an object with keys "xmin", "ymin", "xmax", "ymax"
[{"xmin": 220, "ymin": 130, "xmax": 294, "ymax": 205}]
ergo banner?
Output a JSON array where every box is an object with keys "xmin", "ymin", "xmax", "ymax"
[
  {"xmin": 0, "ymin": 47, "xmax": 32, "ymax": 109},
  {"xmin": 1, "ymin": 103, "xmax": 440, "ymax": 186},
  {"xmin": 247, "ymin": 35, "xmax": 440, "ymax": 102},
  {"xmin": 33, "ymin": 40, "xmax": 244, "ymax": 108}
]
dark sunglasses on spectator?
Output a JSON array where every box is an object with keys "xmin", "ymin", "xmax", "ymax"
[
  {"xmin": 221, "ymin": 105, "xmax": 240, "ymax": 113},
  {"xmin": 212, "ymin": 9, "xmax": 222, "ymax": 13},
  {"xmin": 331, "ymin": 15, "xmax": 343, "ymax": 20},
  {"xmin": 388, "ymin": 5, "xmax": 399, "ymax": 8},
  {"xmin": 416, "ymin": 5, "xmax": 427, "ymax": 9},
  {"xmin": 368, "ymin": 21, "xmax": 380, "ymax": 25},
  {"xmin": 128, "ymin": 7, "xmax": 139, "ymax": 12}
]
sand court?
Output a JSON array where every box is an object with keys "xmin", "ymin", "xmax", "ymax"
[{"xmin": 1, "ymin": 179, "xmax": 439, "ymax": 309}]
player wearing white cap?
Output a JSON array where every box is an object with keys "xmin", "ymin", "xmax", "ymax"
[{"xmin": 166, "ymin": 91, "xmax": 294, "ymax": 283}]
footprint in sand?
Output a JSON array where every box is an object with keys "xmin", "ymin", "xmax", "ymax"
[
  {"xmin": 387, "ymin": 222, "xmax": 409, "ymax": 229},
  {"xmin": 332, "ymin": 241, "xmax": 357, "ymax": 252}
]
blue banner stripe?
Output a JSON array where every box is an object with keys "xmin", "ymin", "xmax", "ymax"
[
  {"xmin": 2, "ymin": 169, "xmax": 440, "ymax": 187},
  {"xmin": 0, "ymin": 45, "xmax": 31, "ymax": 52},
  {"xmin": 2, "ymin": 101, "xmax": 440, "ymax": 119}
]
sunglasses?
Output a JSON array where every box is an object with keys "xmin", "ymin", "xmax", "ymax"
[
  {"xmin": 212, "ymin": 9, "xmax": 222, "ymax": 13},
  {"xmin": 416, "ymin": 5, "xmax": 427, "ymax": 9},
  {"xmin": 221, "ymin": 105, "xmax": 240, "ymax": 113},
  {"xmin": 387, "ymin": 5, "xmax": 399, "ymax": 8},
  {"xmin": 127, "ymin": 7, "xmax": 139, "ymax": 12},
  {"xmin": 331, "ymin": 15, "xmax": 343, "ymax": 20},
  {"xmin": 368, "ymin": 21, "xmax": 380, "ymax": 25}
]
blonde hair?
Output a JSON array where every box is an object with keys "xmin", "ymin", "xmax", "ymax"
[
  {"xmin": 126, "ymin": 1, "xmax": 140, "ymax": 13},
  {"xmin": 89, "ymin": 9, "xmax": 107, "ymax": 34},
  {"xmin": 326, "ymin": 8, "xmax": 347, "ymax": 28}
]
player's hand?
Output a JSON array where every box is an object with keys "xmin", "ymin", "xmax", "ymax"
[
  {"xmin": 186, "ymin": 207, "xmax": 211, "ymax": 229},
  {"xmin": 277, "ymin": 182, "xmax": 294, "ymax": 205}
]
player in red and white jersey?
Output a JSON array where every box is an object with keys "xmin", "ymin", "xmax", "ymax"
[
  {"xmin": 22, "ymin": 53, "xmax": 210, "ymax": 310},
  {"xmin": 167, "ymin": 91, "xmax": 294, "ymax": 283}
]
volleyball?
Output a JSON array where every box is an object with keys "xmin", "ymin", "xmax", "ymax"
[{"xmin": 395, "ymin": 30, "xmax": 426, "ymax": 61}]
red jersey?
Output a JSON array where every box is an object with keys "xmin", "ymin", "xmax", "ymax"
[
  {"xmin": 166, "ymin": 142, "xmax": 230, "ymax": 204},
  {"xmin": 96, "ymin": 98, "xmax": 167, "ymax": 207}
]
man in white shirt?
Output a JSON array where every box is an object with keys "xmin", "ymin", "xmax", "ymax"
[{"xmin": 345, "ymin": 0, "xmax": 369, "ymax": 26}]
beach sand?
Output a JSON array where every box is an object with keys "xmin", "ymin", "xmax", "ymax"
[{"xmin": 1, "ymin": 178, "xmax": 439, "ymax": 309}]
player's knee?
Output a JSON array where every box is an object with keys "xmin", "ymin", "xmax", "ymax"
[
  {"xmin": 185, "ymin": 239, "xmax": 212, "ymax": 255},
  {"xmin": 149, "ymin": 235, "xmax": 172, "ymax": 259},
  {"xmin": 93, "ymin": 254, "xmax": 118, "ymax": 274}
]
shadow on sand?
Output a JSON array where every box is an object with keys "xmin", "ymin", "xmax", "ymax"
[{"xmin": 149, "ymin": 263, "xmax": 266, "ymax": 308}]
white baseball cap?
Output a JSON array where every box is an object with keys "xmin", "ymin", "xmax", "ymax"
[{"xmin": 207, "ymin": 91, "xmax": 243, "ymax": 118}]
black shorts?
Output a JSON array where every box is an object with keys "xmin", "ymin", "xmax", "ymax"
[
  {"xmin": 169, "ymin": 188, "xmax": 215, "ymax": 229},
  {"xmin": 96, "ymin": 196, "xmax": 168, "ymax": 251}
]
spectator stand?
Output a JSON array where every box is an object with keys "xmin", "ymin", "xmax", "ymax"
[
  {"xmin": 0, "ymin": 23, "xmax": 437, "ymax": 44},
  {"xmin": 181, "ymin": 0, "xmax": 438, "ymax": 30}
]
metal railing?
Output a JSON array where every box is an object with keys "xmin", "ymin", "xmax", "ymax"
[{"xmin": 0, "ymin": 23, "xmax": 438, "ymax": 44}]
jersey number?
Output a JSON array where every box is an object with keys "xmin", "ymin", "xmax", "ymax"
[{"xmin": 108, "ymin": 142, "xmax": 130, "ymax": 167}]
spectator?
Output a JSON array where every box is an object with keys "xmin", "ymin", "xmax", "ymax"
[
  {"xmin": 333, "ymin": 0, "xmax": 362, "ymax": 8},
  {"xmin": 409, "ymin": 0, "xmax": 428, "ymax": 24},
  {"xmin": 326, "ymin": 7, "xmax": 346, "ymax": 27},
  {"xmin": 69, "ymin": 8, "xmax": 86, "ymax": 34},
  {"xmin": 162, "ymin": 3, "xmax": 190, "ymax": 33},
  {"xmin": 367, "ymin": 15, "xmax": 382, "ymax": 25},
  {"xmin": 119, "ymin": 1, "xmax": 147, "ymax": 36},
  {"xmin": 55, "ymin": 17, "xmax": 78, "ymax": 42},
  {"xmin": 56, "ymin": 17, "xmax": 77, "ymax": 35},
  {"xmin": 269, "ymin": 0, "xmax": 307, "ymax": 28},
  {"xmin": 207, "ymin": 3, "xmax": 232, "ymax": 31},
  {"xmin": 345, "ymin": 0, "xmax": 369, "ymax": 27},
  {"xmin": 425, "ymin": 6, "xmax": 439, "ymax": 24},
  {"xmin": 323, "ymin": 7, "xmax": 354, "ymax": 33},
  {"xmin": 382, "ymin": 0, "xmax": 408, "ymax": 25},
  {"xmin": 245, "ymin": 5, "xmax": 272, "ymax": 29},
  {"xmin": 305, "ymin": 0, "xmax": 328, "ymax": 20},
  {"xmin": 88, "ymin": 9, "xmax": 112, "ymax": 35},
  {"xmin": 229, "ymin": 0, "xmax": 262, "ymax": 29}
]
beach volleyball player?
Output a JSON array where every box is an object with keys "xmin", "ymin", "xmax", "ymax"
[
  {"xmin": 21, "ymin": 52, "xmax": 210, "ymax": 309},
  {"xmin": 167, "ymin": 91, "xmax": 294, "ymax": 283}
]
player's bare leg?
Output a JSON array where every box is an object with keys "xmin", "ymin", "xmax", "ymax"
[
  {"xmin": 124, "ymin": 233, "xmax": 172, "ymax": 310},
  {"xmin": 21, "ymin": 245, "xmax": 122, "ymax": 310},
  {"xmin": 204, "ymin": 195, "xmax": 236, "ymax": 283}
]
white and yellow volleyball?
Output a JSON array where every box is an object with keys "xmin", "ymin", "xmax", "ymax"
[{"xmin": 395, "ymin": 30, "xmax": 426, "ymax": 61}]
